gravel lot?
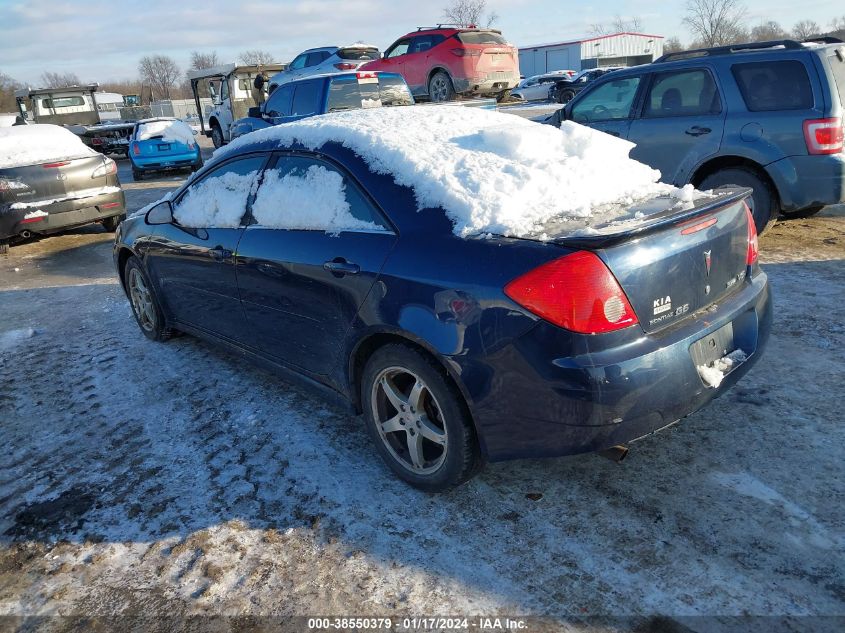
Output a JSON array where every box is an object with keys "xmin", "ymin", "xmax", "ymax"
[{"xmin": 0, "ymin": 137, "xmax": 843, "ymax": 632}]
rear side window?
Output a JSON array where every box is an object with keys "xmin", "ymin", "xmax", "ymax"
[
  {"xmin": 731, "ymin": 61, "xmax": 813, "ymax": 111},
  {"xmin": 828, "ymin": 51, "xmax": 845, "ymax": 106},
  {"xmin": 265, "ymin": 84, "xmax": 293, "ymax": 117},
  {"xmin": 291, "ymin": 81, "xmax": 322, "ymax": 116},
  {"xmin": 571, "ymin": 76, "xmax": 642, "ymax": 123},
  {"xmin": 305, "ymin": 51, "xmax": 330, "ymax": 67},
  {"xmin": 456, "ymin": 31, "xmax": 508, "ymax": 45},
  {"xmin": 327, "ymin": 75, "xmax": 413, "ymax": 112},
  {"xmin": 378, "ymin": 75, "xmax": 414, "ymax": 106},
  {"xmin": 643, "ymin": 69, "xmax": 721, "ymax": 118}
]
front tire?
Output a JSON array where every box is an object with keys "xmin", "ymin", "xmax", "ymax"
[
  {"xmin": 210, "ymin": 123, "xmax": 224, "ymax": 149},
  {"xmin": 124, "ymin": 256, "xmax": 172, "ymax": 342},
  {"xmin": 102, "ymin": 213, "xmax": 125, "ymax": 232},
  {"xmin": 698, "ymin": 167, "xmax": 777, "ymax": 235},
  {"xmin": 781, "ymin": 205, "xmax": 824, "ymax": 219},
  {"xmin": 557, "ymin": 88, "xmax": 576, "ymax": 104},
  {"xmin": 361, "ymin": 344, "xmax": 480, "ymax": 491},
  {"xmin": 428, "ymin": 71, "xmax": 455, "ymax": 103}
]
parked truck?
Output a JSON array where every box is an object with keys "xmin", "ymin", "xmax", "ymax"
[
  {"xmin": 14, "ymin": 84, "xmax": 135, "ymax": 156},
  {"xmin": 187, "ymin": 63, "xmax": 286, "ymax": 148}
]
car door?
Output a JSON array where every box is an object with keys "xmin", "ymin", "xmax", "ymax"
[
  {"xmin": 568, "ymin": 74, "xmax": 644, "ymax": 139},
  {"xmin": 626, "ymin": 68, "xmax": 726, "ymax": 185},
  {"xmin": 144, "ymin": 154, "xmax": 269, "ymax": 341},
  {"xmin": 374, "ymin": 39, "xmax": 412, "ymax": 90},
  {"xmin": 236, "ymin": 153, "xmax": 397, "ymax": 375},
  {"xmin": 264, "ymin": 83, "xmax": 294, "ymax": 119}
]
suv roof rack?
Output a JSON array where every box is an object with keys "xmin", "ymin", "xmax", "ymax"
[
  {"xmin": 654, "ymin": 38, "xmax": 841, "ymax": 63},
  {"xmin": 414, "ymin": 24, "xmax": 501, "ymax": 33}
]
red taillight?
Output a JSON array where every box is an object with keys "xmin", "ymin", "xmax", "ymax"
[
  {"xmin": 744, "ymin": 202, "xmax": 759, "ymax": 266},
  {"xmin": 335, "ymin": 63, "xmax": 357, "ymax": 70},
  {"xmin": 356, "ymin": 71, "xmax": 377, "ymax": 79},
  {"xmin": 504, "ymin": 251, "xmax": 639, "ymax": 335},
  {"xmin": 100, "ymin": 202, "xmax": 120, "ymax": 209},
  {"xmin": 20, "ymin": 215, "xmax": 45, "ymax": 224},
  {"xmin": 132, "ymin": 142, "xmax": 140, "ymax": 156},
  {"xmin": 41, "ymin": 161, "xmax": 70, "ymax": 168},
  {"xmin": 803, "ymin": 118, "xmax": 844, "ymax": 155},
  {"xmin": 450, "ymin": 48, "xmax": 481, "ymax": 57},
  {"xmin": 91, "ymin": 137, "xmax": 104, "ymax": 146}
]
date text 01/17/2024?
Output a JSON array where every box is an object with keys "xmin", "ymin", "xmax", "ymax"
[{"xmin": 306, "ymin": 617, "xmax": 529, "ymax": 630}]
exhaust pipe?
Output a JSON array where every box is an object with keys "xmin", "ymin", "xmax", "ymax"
[
  {"xmin": 598, "ymin": 444, "xmax": 629, "ymax": 463},
  {"xmin": 19, "ymin": 230, "xmax": 31, "ymax": 239}
]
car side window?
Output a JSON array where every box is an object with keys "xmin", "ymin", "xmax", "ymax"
[
  {"xmin": 571, "ymin": 76, "xmax": 642, "ymax": 123},
  {"xmin": 172, "ymin": 155, "xmax": 266, "ymax": 228},
  {"xmin": 731, "ymin": 60, "xmax": 814, "ymax": 111},
  {"xmin": 219, "ymin": 79, "xmax": 229, "ymax": 102},
  {"xmin": 251, "ymin": 155, "xmax": 390, "ymax": 233},
  {"xmin": 386, "ymin": 39, "xmax": 411, "ymax": 58},
  {"xmin": 288, "ymin": 54, "xmax": 308, "ymax": 70},
  {"xmin": 291, "ymin": 81, "xmax": 322, "ymax": 116},
  {"xmin": 643, "ymin": 69, "xmax": 721, "ymax": 118},
  {"xmin": 265, "ymin": 84, "xmax": 293, "ymax": 117}
]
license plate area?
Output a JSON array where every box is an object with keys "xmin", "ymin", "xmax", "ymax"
[
  {"xmin": 157, "ymin": 144, "xmax": 171, "ymax": 151},
  {"xmin": 690, "ymin": 322, "xmax": 735, "ymax": 367}
]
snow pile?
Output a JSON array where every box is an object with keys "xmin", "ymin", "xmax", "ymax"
[
  {"xmin": 137, "ymin": 119, "xmax": 195, "ymax": 146},
  {"xmin": 219, "ymin": 105, "xmax": 696, "ymax": 238},
  {"xmin": 252, "ymin": 165, "xmax": 379, "ymax": 233},
  {"xmin": 0, "ymin": 327, "xmax": 36, "ymax": 352},
  {"xmin": 0, "ymin": 115, "xmax": 19, "ymax": 128},
  {"xmin": 0, "ymin": 124, "xmax": 96, "ymax": 169},
  {"xmin": 173, "ymin": 171, "xmax": 257, "ymax": 228},
  {"xmin": 698, "ymin": 349, "xmax": 748, "ymax": 388}
]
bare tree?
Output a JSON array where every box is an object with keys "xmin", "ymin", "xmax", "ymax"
[
  {"xmin": 189, "ymin": 51, "xmax": 220, "ymax": 71},
  {"xmin": 590, "ymin": 14, "xmax": 644, "ymax": 35},
  {"xmin": 683, "ymin": 0, "xmax": 748, "ymax": 47},
  {"xmin": 1, "ymin": 71, "xmax": 22, "ymax": 113},
  {"xmin": 39, "ymin": 71, "xmax": 81, "ymax": 88},
  {"xmin": 749, "ymin": 21, "xmax": 787, "ymax": 42},
  {"xmin": 441, "ymin": 0, "xmax": 498, "ymax": 28},
  {"xmin": 791, "ymin": 20, "xmax": 822, "ymax": 41},
  {"xmin": 663, "ymin": 36, "xmax": 685, "ymax": 53},
  {"xmin": 831, "ymin": 16, "xmax": 845, "ymax": 32},
  {"xmin": 238, "ymin": 50, "xmax": 276, "ymax": 65},
  {"xmin": 138, "ymin": 55, "xmax": 181, "ymax": 101}
]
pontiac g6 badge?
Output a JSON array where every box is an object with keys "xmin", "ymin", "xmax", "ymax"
[{"xmin": 703, "ymin": 250, "xmax": 712, "ymax": 277}]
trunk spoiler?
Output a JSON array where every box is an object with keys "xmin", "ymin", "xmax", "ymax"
[{"xmin": 552, "ymin": 188, "xmax": 751, "ymax": 250}]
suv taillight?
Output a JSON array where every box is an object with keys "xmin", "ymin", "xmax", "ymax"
[
  {"xmin": 132, "ymin": 142, "xmax": 141, "ymax": 156},
  {"xmin": 803, "ymin": 118, "xmax": 844, "ymax": 154},
  {"xmin": 334, "ymin": 63, "xmax": 357, "ymax": 70},
  {"xmin": 504, "ymin": 251, "xmax": 638, "ymax": 335},
  {"xmin": 451, "ymin": 48, "xmax": 481, "ymax": 57},
  {"xmin": 744, "ymin": 202, "xmax": 759, "ymax": 266}
]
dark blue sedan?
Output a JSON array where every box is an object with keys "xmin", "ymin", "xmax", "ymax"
[{"xmin": 114, "ymin": 107, "xmax": 771, "ymax": 490}]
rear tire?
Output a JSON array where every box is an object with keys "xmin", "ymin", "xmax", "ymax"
[
  {"xmin": 191, "ymin": 155, "xmax": 204, "ymax": 172},
  {"xmin": 124, "ymin": 256, "xmax": 172, "ymax": 342},
  {"xmin": 102, "ymin": 214, "xmax": 125, "ymax": 232},
  {"xmin": 497, "ymin": 89, "xmax": 512, "ymax": 103},
  {"xmin": 132, "ymin": 167, "xmax": 144, "ymax": 181},
  {"xmin": 0, "ymin": 241, "xmax": 8, "ymax": 255},
  {"xmin": 781, "ymin": 205, "xmax": 824, "ymax": 219},
  {"xmin": 428, "ymin": 71, "xmax": 455, "ymax": 103},
  {"xmin": 361, "ymin": 343, "xmax": 480, "ymax": 491},
  {"xmin": 698, "ymin": 167, "xmax": 777, "ymax": 235}
]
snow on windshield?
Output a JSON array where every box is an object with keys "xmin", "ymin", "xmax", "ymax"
[
  {"xmin": 137, "ymin": 119, "xmax": 195, "ymax": 146},
  {"xmin": 0, "ymin": 124, "xmax": 96, "ymax": 169},
  {"xmin": 218, "ymin": 105, "xmax": 694, "ymax": 238},
  {"xmin": 252, "ymin": 165, "xmax": 379, "ymax": 233},
  {"xmin": 173, "ymin": 171, "xmax": 257, "ymax": 228}
]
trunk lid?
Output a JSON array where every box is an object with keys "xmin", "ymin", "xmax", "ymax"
[
  {"xmin": 544, "ymin": 188, "xmax": 752, "ymax": 333},
  {"xmin": 0, "ymin": 155, "xmax": 109, "ymax": 209}
]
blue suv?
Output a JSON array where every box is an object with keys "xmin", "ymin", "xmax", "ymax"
[{"xmin": 547, "ymin": 39, "xmax": 845, "ymax": 232}]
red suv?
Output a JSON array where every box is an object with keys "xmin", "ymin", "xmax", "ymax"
[{"xmin": 360, "ymin": 26, "xmax": 519, "ymax": 101}]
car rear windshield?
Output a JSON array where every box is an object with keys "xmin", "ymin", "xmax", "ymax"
[
  {"xmin": 827, "ymin": 50, "xmax": 845, "ymax": 107},
  {"xmin": 456, "ymin": 31, "xmax": 508, "ymax": 46},
  {"xmin": 731, "ymin": 60, "xmax": 813, "ymax": 111},
  {"xmin": 337, "ymin": 47, "xmax": 380, "ymax": 61},
  {"xmin": 327, "ymin": 75, "xmax": 413, "ymax": 112}
]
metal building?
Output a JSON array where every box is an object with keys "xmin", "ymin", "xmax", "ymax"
[{"xmin": 518, "ymin": 32, "xmax": 664, "ymax": 77}]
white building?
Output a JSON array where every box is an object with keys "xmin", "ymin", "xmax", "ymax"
[{"xmin": 518, "ymin": 32, "xmax": 664, "ymax": 77}]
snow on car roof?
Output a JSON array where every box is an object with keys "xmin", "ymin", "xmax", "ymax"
[
  {"xmin": 136, "ymin": 119, "xmax": 195, "ymax": 146},
  {"xmin": 0, "ymin": 123, "xmax": 96, "ymax": 169},
  {"xmin": 219, "ymin": 104, "xmax": 680, "ymax": 238}
]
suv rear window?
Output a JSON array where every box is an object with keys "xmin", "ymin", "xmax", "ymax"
[
  {"xmin": 327, "ymin": 75, "xmax": 413, "ymax": 112},
  {"xmin": 337, "ymin": 48, "xmax": 380, "ymax": 61},
  {"xmin": 731, "ymin": 61, "xmax": 813, "ymax": 111},
  {"xmin": 456, "ymin": 31, "xmax": 508, "ymax": 45}
]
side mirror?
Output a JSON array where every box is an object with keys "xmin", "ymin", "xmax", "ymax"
[
  {"xmin": 247, "ymin": 106, "xmax": 262, "ymax": 118},
  {"xmin": 145, "ymin": 199, "xmax": 174, "ymax": 225}
]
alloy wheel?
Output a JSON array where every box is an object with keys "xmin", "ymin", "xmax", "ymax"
[
  {"xmin": 370, "ymin": 367, "xmax": 448, "ymax": 474},
  {"xmin": 128, "ymin": 268, "xmax": 157, "ymax": 332},
  {"xmin": 430, "ymin": 76, "xmax": 450, "ymax": 102}
]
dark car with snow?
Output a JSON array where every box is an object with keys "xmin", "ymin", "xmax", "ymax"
[
  {"xmin": 1, "ymin": 124, "xmax": 125, "ymax": 254},
  {"xmin": 113, "ymin": 106, "xmax": 770, "ymax": 490},
  {"xmin": 229, "ymin": 71, "xmax": 414, "ymax": 141}
]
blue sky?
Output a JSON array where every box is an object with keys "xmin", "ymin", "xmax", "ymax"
[{"xmin": 1, "ymin": 0, "xmax": 842, "ymax": 83}]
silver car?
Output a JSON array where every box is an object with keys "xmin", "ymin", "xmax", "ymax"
[
  {"xmin": 268, "ymin": 45, "xmax": 381, "ymax": 90},
  {"xmin": 511, "ymin": 70, "xmax": 575, "ymax": 101}
]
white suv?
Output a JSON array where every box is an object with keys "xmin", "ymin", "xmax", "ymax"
[{"xmin": 269, "ymin": 45, "xmax": 381, "ymax": 90}]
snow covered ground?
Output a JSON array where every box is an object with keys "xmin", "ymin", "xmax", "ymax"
[{"xmin": 0, "ymin": 155, "xmax": 843, "ymax": 631}]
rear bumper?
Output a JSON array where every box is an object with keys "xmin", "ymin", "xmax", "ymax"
[
  {"xmin": 454, "ymin": 75, "xmax": 519, "ymax": 95},
  {"xmin": 130, "ymin": 151, "xmax": 200, "ymax": 171},
  {"xmin": 766, "ymin": 154, "xmax": 845, "ymax": 211},
  {"xmin": 470, "ymin": 271, "xmax": 772, "ymax": 461},
  {"xmin": 0, "ymin": 190, "xmax": 126, "ymax": 240}
]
